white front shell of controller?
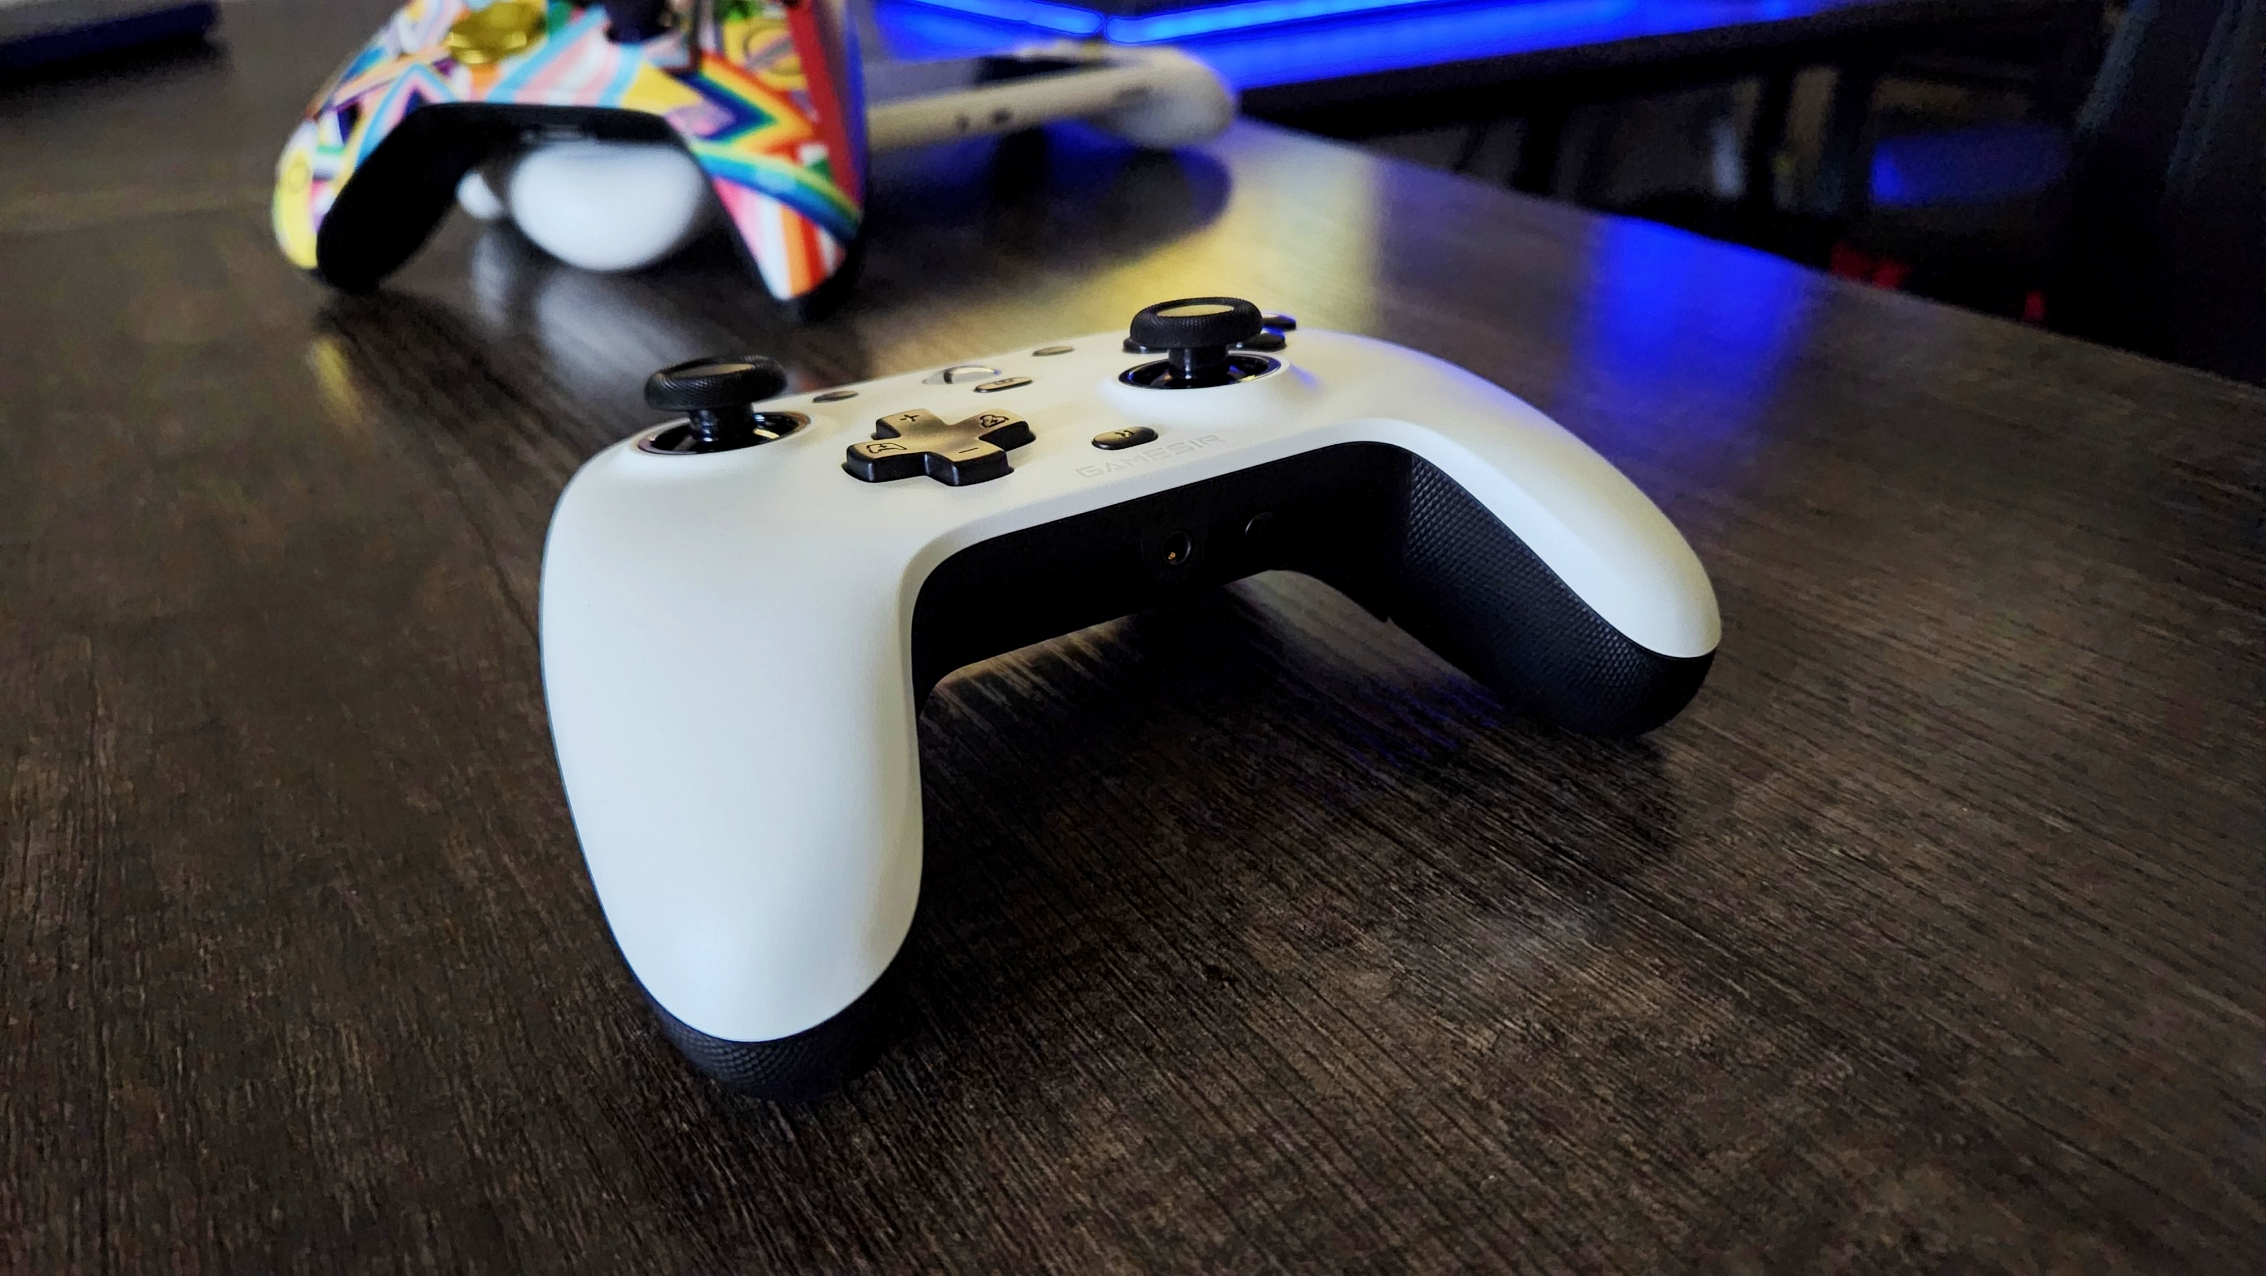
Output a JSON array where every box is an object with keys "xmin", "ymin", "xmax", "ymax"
[{"xmin": 540, "ymin": 329, "xmax": 1719, "ymax": 1043}]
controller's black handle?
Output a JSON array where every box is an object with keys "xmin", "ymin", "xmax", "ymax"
[
  {"xmin": 311, "ymin": 110, "xmax": 520, "ymax": 292},
  {"xmin": 909, "ymin": 444, "xmax": 1711, "ymax": 736},
  {"xmin": 640, "ymin": 953, "xmax": 906, "ymax": 1101},
  {"xmin": 312, "ymin": 104, "xmax": 679, "ymax": 292},
  {"xmin": 1389, "ymin": 456, "xmax": 1711, "ymax": 734}
]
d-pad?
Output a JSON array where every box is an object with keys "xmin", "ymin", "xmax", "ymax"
[{"xmin": 843, "ymin": 409, "xmax": 1035, "ymax": 486}]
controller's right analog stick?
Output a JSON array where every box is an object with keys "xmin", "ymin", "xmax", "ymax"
[
  {"xmin": 1127, "ymin": 297, "xmax": 1270, "ymax": 388},
  {"xmin": 644, "ymin": 355, "xmax": 799, "ymax": 454}
]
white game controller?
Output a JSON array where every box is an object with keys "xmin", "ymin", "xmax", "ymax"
[
  {"xmin": 539, "ymin": 297, "xmax": 1720, "ymax": 1098},
  {"xmin": 860, "ymin": 40, "xmax": 1236, "ymax": 153},
  {"xmin": 461, "ymin": 43, "xmax": 1235, "ymax": 274}
]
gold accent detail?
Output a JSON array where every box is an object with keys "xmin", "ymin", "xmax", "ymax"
[
  {"xmin": 446, "ymin": 0, "xmax": 547, "ymax": 67},
  {"xmin": 273, "ymin": 161, "xmax": 320, "ymax": 269}
]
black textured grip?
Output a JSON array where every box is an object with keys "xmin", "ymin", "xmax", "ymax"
[
  {"xmin": 646, "ymin": 355, "xmax": 788, "ymax": 412},
  {"xmin": 642, "ymin": 954, "xmax": 905, "ymax": 1101},
  {"xmin": 907, "ymin": 444, "xmax": 1710, "ymax": 736},
  {"xmin": 1394, "ymin": 457, "xmax": 1712, "ymax": 735},
  {"xmin": 1128, "ymin": 297, "xmax": 1265, "ymax": 350}
]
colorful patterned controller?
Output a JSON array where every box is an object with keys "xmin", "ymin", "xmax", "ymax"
[{"xmin": 273, "ymin": 0, "xmax": 862, "ymax": 304}]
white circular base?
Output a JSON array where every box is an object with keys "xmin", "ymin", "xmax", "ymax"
[
  {"xmin": 456, "ymin": 167, "xmax": 509, "ymax": 221},
  {"xmin": 502, "ymin": 140, "xmax": 715, "ymax": 274}
]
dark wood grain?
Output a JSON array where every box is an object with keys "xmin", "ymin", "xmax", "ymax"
[{"xmin": 5, "ymin": 2, "xmax": 2264, "ymax": 1271}]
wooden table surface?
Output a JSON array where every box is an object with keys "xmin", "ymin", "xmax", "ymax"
[{"xmin": 5, "ymin": 2, "xmax": 2263, "ymax": 1271}]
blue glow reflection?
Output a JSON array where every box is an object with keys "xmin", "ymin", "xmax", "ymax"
[
  {"xmin": 875, "ymin": 0, "xmax": 1870, "ymax": 89},
  {"xmin": 1869, "ymin": 121, "xmax": 2069, "ymax": 207},
  {"xmin": 1567, "ymin": 216, "xmax": 1812, "ymax": 464},
  {"xmin": 1108, "ymin": 0, "xmax": 1491, "ymax": 42},
  {"xmin": 1181, "ymin": 0, "xmax": 1638, "ymax": 86},
  {"xmin": 886, "ymin": 0, "xmax": 1603, "ymax": 43},
  {"xmin": 897, "ymin": 0, "xmax": 1105, "ymax": 34},
  {"xmin": 873, "ymin": 5, "xmax": 1053, "ymax": 59}
]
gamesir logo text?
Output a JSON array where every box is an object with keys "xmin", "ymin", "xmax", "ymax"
[{"xmin": 1076, "ymin": 434, "xmax": 1226, "ymax": 478}]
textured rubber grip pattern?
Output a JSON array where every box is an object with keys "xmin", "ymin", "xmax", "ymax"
[
  {"xmin": 642, "ymin": 951, "xmax": 905, "ymax": 1101},
  {"xmin": 1128, "ymin": 296, "xmax": 1264, "ymax": 349},
  {"xmin": 645, "ymin": 355, "xmax": 787, "ymax": 412},
  {"xmin": 1395, "ymin": 457, "xmax": 1712, "ymax": 735}
]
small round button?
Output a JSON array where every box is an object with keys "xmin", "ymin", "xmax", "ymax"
[
  {"xmin": 813, "ymin": 389, "xmax": 858, "ymax": 402},
  {"xmin": 1237, "ymin": 330, "xmax": 1286, "ymax": 352},
  {"xmin": 1261, "ymin": 313, "xmax": 1298, "ymax": 332},
  {"xmin": 1092, "ymin": 426, "xmax": 1158, "ymax": 450},
  {"xmin": 1033, "ymin": 345, "xmax": 1075, "ymax": 356},
  {"xmin": 924, "ymin": 364, "xmax": 1003, "ymax": 385}
]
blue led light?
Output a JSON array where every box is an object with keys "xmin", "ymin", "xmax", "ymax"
[
  {"xmin": 890, "ymin": 0, "xmax": 1481, "ymax": 43},
  {"xmin": 1104, "ymin": 0, "xmax": 1462, "ymax": 42},
  {"xmin": 1869, "ymin": 121, "xmax": 2070, "ymax": 207},
  {"xmin": 1181, "ymin": 0, "xmax": 1641, "ymax": 87},
  {"xmin": 901, "ymin": 0, "xmax": 1105, "ymax": 36},
  {"xmin": 1568, "ymin": 216, "xmax": 1811, "ymax": 468},
  {"xmin": 874, "ymin": 0, "xmax": 1853, "ymax": 92}
]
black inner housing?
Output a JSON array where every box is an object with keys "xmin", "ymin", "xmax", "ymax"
[
  {"xmin": 910, "ymin": 443, "xmax": 1711, "ymax": 737},
  {"xmin": 315, "ymin": 104, "xmax": 684, "ymax": 293}
]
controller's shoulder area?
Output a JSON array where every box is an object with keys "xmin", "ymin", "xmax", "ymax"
[{"xmin": 559, "ymin": 306, "xmax": 1559, "ymax": 533}]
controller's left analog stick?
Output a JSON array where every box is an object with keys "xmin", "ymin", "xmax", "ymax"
[
  {"xmin": 1129, "ymin": 297, "xmax": 1265, "ymax": 352},
  {"xmin": 1125, "ymin": 297, "xmax": 1274, "ymax": 389},
  {"xmin": 647, "ymin": 355, "xmax": 787, "ymax": 412},
  {"xmin": 645, "ymin": 355, "xmax": 794, "ymax": 454}
]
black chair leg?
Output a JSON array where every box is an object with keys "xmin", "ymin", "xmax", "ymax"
[
  {"xmin": 1814, "ymin": 63, "xmax": 1882, "ymax": 220},
  {"xmin": 1740, "ymin": 68, "xmax": 1796, "ymax": 215},
  {"xmin": 1511, "ymin": 102, "xmax": 1571, "ymax": 195}
]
